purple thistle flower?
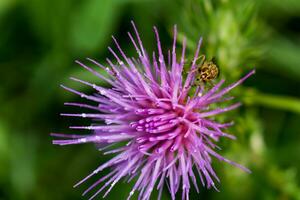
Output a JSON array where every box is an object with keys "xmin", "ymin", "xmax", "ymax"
[{"xmin": 52, "ymin": 22, "xmax": 254, "ymax": 200}]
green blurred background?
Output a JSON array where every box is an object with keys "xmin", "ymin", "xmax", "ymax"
[{"xmin": 0, "ymin": 0, "xmax": 300, "ymax": 199}]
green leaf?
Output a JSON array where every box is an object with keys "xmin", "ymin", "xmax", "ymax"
[
  {"xmin": 0, "ymin": 0, "xmax": 15, "ymax": 18},
  {"xmin": 24, "ymin": 0, "xmax": 72, "ymax": 48},
  {"xmin": 267, "ymin": 37, "xmax": 300, "ymax": 79},
  {"xmin": 260, "ymin": 0, "xmax": 300, "ymax": 16},
  {"xmin": 70, "ymin": 0, "xmax": 120, "ymax": 54}
]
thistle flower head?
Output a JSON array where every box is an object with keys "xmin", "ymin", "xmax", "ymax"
[{"xmin": 52, "ymin": 22, "xmax": 254, "ymax": 200}]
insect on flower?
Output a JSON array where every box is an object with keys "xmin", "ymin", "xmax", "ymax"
[
  {"xmin": 193, "ymin": 55, "xmax": 219, "ymax": 85},
  {"xmin": 52, "ymin": 21, "xmax": 255, "ymax": 200}
]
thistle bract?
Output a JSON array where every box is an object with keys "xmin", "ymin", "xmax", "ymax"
[{"xmin": 52, "ymin": 22, "xmax": 254, "ymax": 200}]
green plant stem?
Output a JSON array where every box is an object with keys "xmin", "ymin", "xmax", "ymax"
[{"xmin": 243, "ymin": 88, "xmax": 300, "ymax": 114}]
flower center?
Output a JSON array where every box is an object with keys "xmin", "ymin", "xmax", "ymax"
[{"xmin": 131, "ymin": 99, "xmax": 192, "ymax": 154}]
